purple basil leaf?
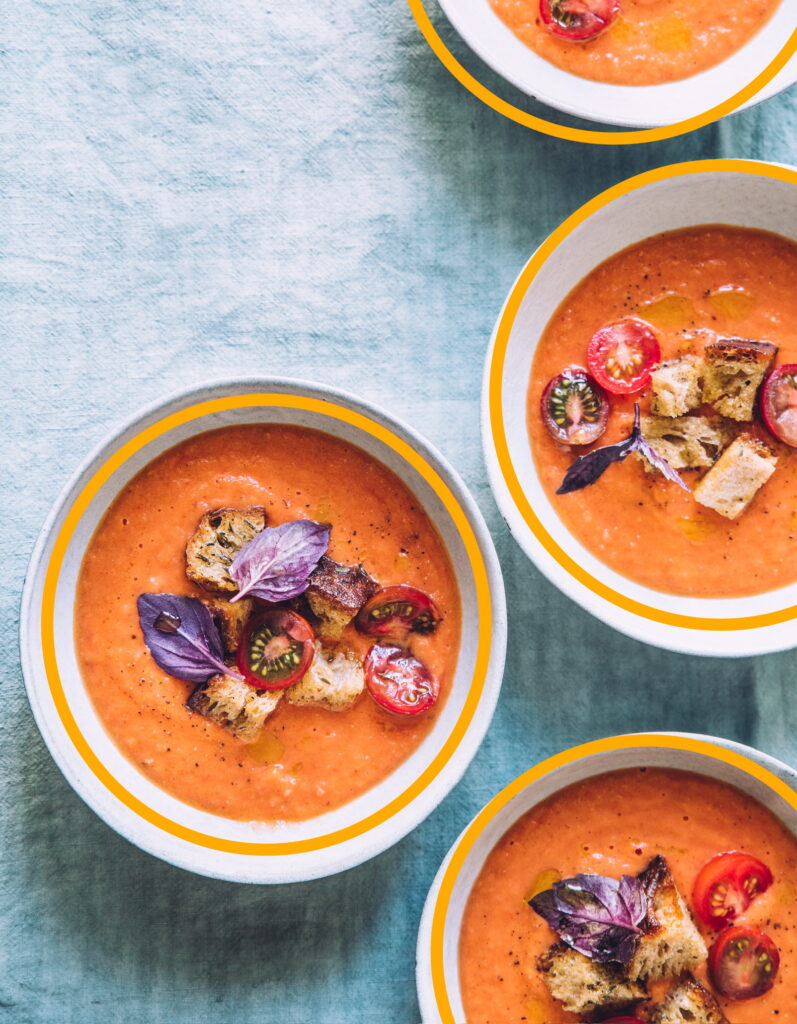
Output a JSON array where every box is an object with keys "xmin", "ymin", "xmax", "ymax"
[
  {"xmin": 635, "ymin": 436, "xmax": 691, "ymax": 491},
  {"xmin": 556, "ymin": 436, "xmax": 636, "ymax": 494},
  {"xmin": 137, "ymin": 593, "xmax": 238, "ymax": 683},
  {"xmin": 557, "ymin": 403, "xmax": 689, "ymax": 495},
  {"xmin": 530, "ymin": 873, "xmax": 647, "ymax": 965},
  {"xmin": 229, "ymin": 519, "xmax": 330, "ymax": 603}
]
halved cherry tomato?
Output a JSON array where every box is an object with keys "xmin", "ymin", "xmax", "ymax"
[
  {"xmin": 709, "ymin": 925, "xmax": 780, "ymax": 1001},
  {"xmin": 236, "ymin": 609, "xmax": 315, "ymax": 690},
  {"xmin": 587, "ymin": 318, "xmax": 661, "ymax": 396},
  {"xmin": 540, "ymin": 0, "xmax": 620, "ymax": 41},
  {"xmin": 356, "ymin": 585, "xmax": 440, "ymax": 638},
  {"xmin": 693, "ymin": 852, "xmax": 773, "ymax": 930},
  {"xmin": 761, "ymin": 364, "xmax": 797, "ymax": 447},
  {"xmin": 364, "ymin": 644, "xmax": 439, "ymax": 715},
  {"xmin": 541, "ymin": 367, "xmax": 609, "ymax": 446}
]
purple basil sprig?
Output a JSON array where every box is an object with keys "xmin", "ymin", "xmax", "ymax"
[
  {"xmin": 531, "ymin": 873, "xmax": 647, "ymax": 965},
  {"xmin": 137, "ymin": 593, "xmax": 241, "ymax": 683},
  {"xmin": 557, "ymin": 404, "xmax": 690, "ymax": 495},
  {"xmin": 229, "ymin": 519, "xmax": 330, "ymax": 603}
]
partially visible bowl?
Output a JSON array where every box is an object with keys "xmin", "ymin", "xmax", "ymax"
[
  {"xmin": 483, "ymin": 160, "xmax": 797, "ymax": 657},
  {"xmin": 416, "ymin": 732, "xmax": 797, "ymax": 1023},
  {"xmin": 20, "ymin": 378, "xmax": 507, "ymax": 883},
  {"xmin": 435, "ymin": 0, "xmax": 796, "ymax": 128}
]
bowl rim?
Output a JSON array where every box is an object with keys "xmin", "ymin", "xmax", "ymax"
[
  {"xmin": 431, "ymin": 0, "xmax": 797, "ymax": 129},
  {"xmin": 20, "ymin": 375, "xmax": 508, "ymax": 883},
  {"xmin": 481, "ymin": 158, "xmax": 797, "ymax": 658},
  {"xmin": 416, "ymin": 731, "xmax": 797, "ymax": 1024}
]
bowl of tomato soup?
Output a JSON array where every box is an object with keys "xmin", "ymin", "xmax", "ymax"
[
  {"xmin": 417, "ymin": 733, "xmax": 797, "ymax": 1023},
  {"xmin": 434, "ymin": 0, "xmax": 795, "ymax": 127},
  {"xmin": 484, "ymin": 160, "xmax": 797, "ymax": 656},
  {"xmin": 20, "ymin": 378, "xmax": 506, "ymax": 882}
]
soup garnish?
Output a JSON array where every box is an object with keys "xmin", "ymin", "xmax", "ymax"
[
  {"xmin": 356, "ymin": 584, "xmax": 440, "ymax": 638},
  {"xmin": 539, "ymin": 0, "xmax": 620, "ymax": 41},
  {"xmin": 692, "ymin": 852, "xmax": 774, "ymax": 930},
  {"xmin": 364, "ymin": 644, "xmax": 439, "ymax": 715},
  {"xmin": 542, "ymin": 367, "xmax": 609, "ymax": 446},
  {"xmin": 709, "ymin": 925, "xmax": 780, "ymax": 1001},
  {"xmin": 587, "ymin": 318, "xmax": 662, "ymax": 396}
]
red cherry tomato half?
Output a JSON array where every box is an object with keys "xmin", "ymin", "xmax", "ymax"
[
  {"xmin": 364, "ymin": 644, "xmax": 439, "ymax": 715},
  {"xmin": 541, "ymin": 367, "xmax": 609, "ymax": 446},
  {"xmin": 540, "ymin": 0, "xmax": 620, "ymax": 41},
  {"xmin": 761, "ymin": 364, "xmax": 797, "ymax": 447},
  {"xmin": 709, "ymin": 925, "xmax": 780, "ymax": 1001},
  {"xmin": 693, "ymin": 852, "xmax": 774, "ymax": 930},
  {"xmin": 356, "ymin": 585, "xmax": 440, "ymax": 638},
  {"xmin": 587, "ymin": 318, "xmax": 661, "ymax": 395},
  {"xmin": 236, "ymin": 609, "xmax": 315, "ymax": 690}
]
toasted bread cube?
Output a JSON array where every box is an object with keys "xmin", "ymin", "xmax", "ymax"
[
  {"xmin": 646, "ymin": 975, "xmax": 729, "ymax": 1024},
  {"xmin": 650, "ymin": 355, "xmax": 703, "ymax": 418},
  {"xmin": 537, "ymin": 943, "xmax": 647, "ymax": 1017},
  {"xmin": 187, "ymin": 673, "xmax": 280, "ymax": 742},
  {"xmin": 286, "ymin": 642, "xmax": 364, "ymax": 711},
  {"xmin": 204, "ymin": 596, "xmax": 254, "ymax": 656},
  {"xmin": 629, "ymin": 856, "xmax": 707, "ymax": 983},
  {"xmin": 186, "ymin": 507, "xmax": 267, "ymax": 595},
  {"xmin": 305, "ymin": 556, "xmax": 378, "ymax": 640},
  {"xmin": 703, "ymin": 337, "xmax": 777, "ymax": 421},
  {"xmin": 692, "ymin": 434, "xmax": 777, "ymax": 520},
  {"xmin": 640, "ymin": 416, "xmax": 735, "ymax": 472}
]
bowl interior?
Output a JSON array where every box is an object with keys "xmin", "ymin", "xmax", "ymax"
[
  {"xmin": 493, "ymin": 167, "xmax": 797, "ymax": 655},
  {"xmin": 23, "ymin": 382, "xmax": 504, "ymax": 881},
  {"xmin": 437, "ymin": 0, "xmax": 796, "ymax": 127},
  {"xmin": 425, "ymin": 742, "xmax": 797, "ymax": 1022}
]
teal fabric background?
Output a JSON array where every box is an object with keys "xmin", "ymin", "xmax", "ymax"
[{"xmin": 2, "ymin": 2, "xmax": 796, "ymax": 1021}]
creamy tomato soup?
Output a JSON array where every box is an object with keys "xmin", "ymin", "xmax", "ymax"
[
  {"xmin": 459, "ymin": 767, "xmax": 797, "ymax": 1023},
  {"xmin": 491, "ymin": 0, "xmax": 780, "ymax": 86},
  {"xmin": 528, "ymin": 226, "xmax": 797, "ymax": 599},
  {"xmin": 75, "ymin": 424, "xmax": 461, "ymax": 823}
]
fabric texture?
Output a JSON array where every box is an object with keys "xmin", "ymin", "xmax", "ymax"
[{"xmin": 2, "ymin": 1, "xmax": 795, "ymax": 1021}]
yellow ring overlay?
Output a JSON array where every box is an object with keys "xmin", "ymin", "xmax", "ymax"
[
  {"xmin": 40, "ymin": 393, "xmax": 493, "ymax": 855},
  {"xmin": 428, "ymin": 732, "xmax": 797, "ymax": 1022},
  {"xmin": 489, "ymin": 159, "xmax": 797, "ymax": 632},
  {"xmin": 408, "ymin": 0, "xmax": 797, "ymax": 144}
]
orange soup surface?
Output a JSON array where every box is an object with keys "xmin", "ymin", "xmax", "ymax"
[
  {"xmin": 459, "ymin": 767, "xmax": 797, "ymax": 1022},
  {"xmin": 75, "ymin": 424, "xmax": 461, "ymax": 823},
  {"xmin": 491, "ymin": 0, "xmax": 780, "ymax": 85},
  {"xmin": 528, "ymin": 225, "xmax": 797, "ymax": 598}
]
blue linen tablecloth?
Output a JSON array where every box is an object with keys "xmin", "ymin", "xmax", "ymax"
[{"xmin": 2, "ymin": 2, "xmax": 796, "ymax": 1021}]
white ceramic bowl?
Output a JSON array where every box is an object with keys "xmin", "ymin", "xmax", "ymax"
[
  {"xmin": 416, "ymin": 732, "xmax": 797, "ymax": 1024},
  {"xmin": 483, "ymin": 160, "xmax": 797, "ymax": 657},
  {"xmin": 436, "ymin": 0, "xmax": 796, "ymax": 128},
  {"xmin": 20, "ymin": 378, "xmax": 507, "ymax": 883}
]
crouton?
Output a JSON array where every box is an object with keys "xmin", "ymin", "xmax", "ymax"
[
  {"xmin": 305, "ymin": 556, "xmax": 378, "ymax": 640},
  {"xmin": 286, "ymin": 642, "xmax": 365, "ymax": 711},
  {"xmin": 702, "ymin": 337, "xmax": 777, "ymax": 421},
  {"xmin": 628, "ymin": 856, "xmax": 707, "ymax": 983},
  {"xmin": 185, "ymin": 507, "xmax": 267, "ymax": 594},
  {"xmin": 650, "ymin": 355, "xmax": 703, "ymax": 418},
  {"xmin": 204, "ymin": 596, "xmax": 254, "ymax": 656},
  {"xmin": 646, "ymin": 975, "xmax": 729, "ymax": 1024},
  {"xmin": 537, "ymin": 943, "xmax": 647, "ymax": 1017},
  {"xmin": 640, "ymin": 416, "xmax": 735, "ymax": 472},
  {"xmin": 187, "ymin": 673, "xmax": 281, "ymax": 742},
  {"xmin": 692, "ymin": 434, "xmax": 777, "ymax": 520}
]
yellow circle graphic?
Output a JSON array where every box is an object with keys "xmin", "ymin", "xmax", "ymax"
[
  {"xmin": 40, "ymin": 393, "xmax": 494, "ymax": 855},
  {"xmin": 428, "ymin": 733, "xmax": 797, "ymax": 1022},
  {"xmin": 488, "ymin": 159, "xmax": 797, "ymax": 631},
  {"xmin": 408, "ymin": 0, "xmax": 797, "ymax": 144}
]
